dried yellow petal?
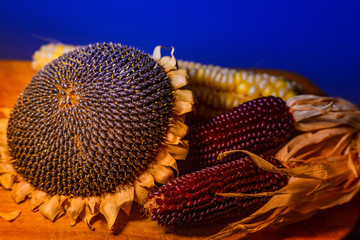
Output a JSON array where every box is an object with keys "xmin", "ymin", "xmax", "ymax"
[
  {"xmin": 99, "ymin": 184, "xmax": 134, "ymax": 229},
  {"xmin": 39, "ymin": 195, "xmax": 65, "ymax": 222},
  {"xmin": 65, "ymin": 198, "xmax": 85, "ymax": 226},
  {"xmin": 30, "ymin": 190, "xmax": 49, "ymax": 210},
  {"xmin": 136, "ymin": 170, "xmax": 155, "ymax": 189},
  {"xmin": 0, "ymin": 173, "xmax": 14, "ymax": 189},
  {"xmin": 148, "ymin": 163, "xmax": 174, "ymax": 184},
  {"xmin": 12, "ymin": 182, "xmax": 34, "ymax": 203},
  {"xmin": 0, "ymin": 210, "xmax": 21, "ymax": 221}
]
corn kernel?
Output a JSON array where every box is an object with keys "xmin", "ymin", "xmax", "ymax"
[
  {"xmin": 212, "ymin": 94, "xmax": 220, "ymax": 109},
  {"xmin": 233, "ymin": 97, "xmax": 240, "ymax": 108},
  {"xmin": 220, "ymin": 73, "xmax": 229, "ymax": 91},
  {"xmin": 236, "ymin": 81, "xmax": 251, "ymax": 95},
  {"xmin": 189, "ymin": 68, "xmax": 197, "ymax": 79},
  {"xmin": 274, "ymin": 78, "xmax": 287, "ymax": 90},
  {"xmin": 269, "ymin": 76, "xmax": 277, "ymax": 83},
  {"xmin": 261, "ymin": 84, "xmax": 277, "ymax": 96},
  {"xmin": 247, "ymin": 85, "xmax": 260, "ymax": 98},
  {"xmin": 284, "ymin": 90, "xmax": 297, "ymax": 100},
  {"xmin": 203, "ymin": 67, "xmax": 212, "ymax": 85},
  {"xmin": 258, "ymin": 79, "xmax": 270, "ymax": 91},
  {"xmin": 255, "ymin": 73, "xmax": 263, "ymax": 84},
  {"xmin": 278, "ymin": 89, "xmax": 287, "ymax": 98},
  {"xmin": 245, "ymin": 72, "xmax": 255, "ymax": 84},
  {"xmin": 227, "ymin": 74, "xmax": 234, "ymax": 91},
  {"xmin": 195, "ymin": 68, "xmax": 205, "ymax": 85},
  {"xmin": 225, "ymin": 95, "xmax": 235, "ymax": 110},
  {"xmin": 262, "ymin": 73, "xmax": 270, "ymax": 80},
  {"xmin": 233, "ymin": 72, "xmax": 242, "ymax": 87},
  {"xmin": 219, "ymin": 93, "xmax": 226, "ymax": 109},
  {"xmin": 241, "ymin": 71, "xmax": 248, "ymax": 82},
  {"xmin": 194, "ymin": 87, "xmax": 202, "ymax": 102},
  {"xmin": 210, "ymin": 68, "xmax": 220, "ymax": 88}
]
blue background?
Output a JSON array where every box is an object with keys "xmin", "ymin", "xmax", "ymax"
[{"xmin": 1, "ymin": 0, "xmax": 359, "ymax": 105}]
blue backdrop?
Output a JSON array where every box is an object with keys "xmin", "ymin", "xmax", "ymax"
[{"xmin": 1, "ymin": 0, "xmax": 359, "ymax": 105}]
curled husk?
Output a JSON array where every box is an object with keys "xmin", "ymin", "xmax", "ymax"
[
  {"xmin": 210, "ymin": 95, "xmax": 360, "ymax": 239},
  {"xmin": 0, "ymin": 47, "xmax": 193, "ymax": 229}
]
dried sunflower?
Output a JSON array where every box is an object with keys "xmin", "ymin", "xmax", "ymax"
[{"xmin": 0, "ymin": 43, "xmax": 194, "ymax": 228}]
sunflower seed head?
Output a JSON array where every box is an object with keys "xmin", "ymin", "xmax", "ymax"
[{"xmin": 7, "ymin": 42, "xmax": 174, "ymax": 197}]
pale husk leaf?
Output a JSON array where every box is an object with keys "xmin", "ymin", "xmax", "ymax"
[
  {"xmin": 287, "ymin": 95, "xmax": 360, "ymax": 131},
  {"xmin": 211, "ymin": 146, "xmax": 359, "ymax": 239}
]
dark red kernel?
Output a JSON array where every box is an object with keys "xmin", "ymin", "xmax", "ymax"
[
  {"xmin": 147, "ymin": 155, "xmax": 288, "ymax": 227},
  {"xmin": 155, "ymin": 198, "xmax": 164, "ymax": 206}
]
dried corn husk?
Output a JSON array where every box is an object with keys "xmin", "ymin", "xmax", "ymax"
[{"xmin": 210, "ymin": 95, "xmax": 360, "ymax": 239}]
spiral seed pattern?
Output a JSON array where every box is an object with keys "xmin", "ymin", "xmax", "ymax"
[{"xmin": 7, "ymin": 43, "xmax": 174, "ymax": 197}]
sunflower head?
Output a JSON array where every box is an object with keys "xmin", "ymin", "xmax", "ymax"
[{"xmin": 1, "ymin": 43, "xmax": 193, "ymax": 227}]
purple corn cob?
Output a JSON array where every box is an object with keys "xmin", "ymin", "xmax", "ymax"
[
  {"xmin": 179, "ymin": 96, "xmax": 294, "ymax": 174},
  {"xmin": 146, "ymin": 155, "xmax": 288, "ymax": 227}
]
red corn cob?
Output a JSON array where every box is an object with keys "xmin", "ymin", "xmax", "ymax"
[
  {"xmin": 146, "ymin": 155, "xmax": 288, "ymax": 227},
  {"xmin": 179, "ymin": 96, "xmax": 295, "ymax": 174}
]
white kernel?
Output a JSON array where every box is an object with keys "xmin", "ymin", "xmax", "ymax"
[
  {"xmin": 246, "ymin": 72, "xmax": 255, "ymax": 84},
  {"xmin": 258, "ymin": 79, "xmax": 270, "ymax": 90},
  {"xmin": 241, "ymin": 71, "xmax": 248, "ymax": 82},
  {"xmin": 227, "ymin": 74, "xmax": 234, "ymax": 90},
  {"xmin": 262, "ymin": 73, "xmax": 270, "ymax": 79},
  {"xmin": 278, "ymin": 89, "xmax": 287, "ymax": 98},
  {"xmin": 269, "ymin": 76, "xmax": 277, "ymax": 83},
  {"xmin": 286, "ymin": 81, "xmax": 292, "ymax": 89},
  {"xmin": 255, "ymin": 73, "xmax": 263, "ymax": 84},
  {"xmin": 210, "ymin": 68, "xmax": 219, "ymax": 80},
  {"xmin": 233, "ymin": 98, "xmax": 239, "ymax": 107},
  {"xmin": 204, "ymin": 67, "xmax": 212, "ymax": 81},
  {"xmin": 189, "ymin": 68, "xmax": 197, "ymax": 79},
  {"xmin": 247, "ymin": 85, "xmax": 260, "ymax": 98},
  {"xmin": 220, "ymin": 73, "xmax": 228, "ymax": 91}
]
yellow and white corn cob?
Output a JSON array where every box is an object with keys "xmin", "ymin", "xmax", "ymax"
[{"xmin": 178, "ymin": 60, "xmax": 303, "ymax": 119}]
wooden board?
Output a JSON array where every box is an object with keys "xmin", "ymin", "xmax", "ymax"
[{"xmin": 0, "ymin": 60, "xmax": 358, "ymax": 240}]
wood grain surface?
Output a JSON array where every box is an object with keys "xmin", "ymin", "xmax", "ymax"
[{"xmin": 0, "ymin": 60, "xmax": 358, "ymax": 240}]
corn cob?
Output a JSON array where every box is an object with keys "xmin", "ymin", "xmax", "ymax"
[
  {"xmin": 32, "ymin": 43, "xmax": 77, "ymax": 71},
  {"xmin": 178, "ymin": 60, "xmax": 304, "ymax": 120},
  {"xmin": 179, "ymin": 96, "xmax": 294, "ymax": 174},
  {"xmin": 145, "ymin": 155, "xmax": 288, "ymax": 227}
]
